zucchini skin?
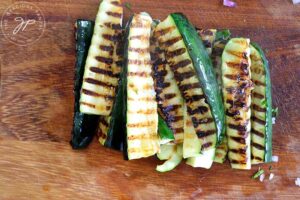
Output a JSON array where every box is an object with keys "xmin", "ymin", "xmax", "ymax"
[
  {"xmin": 158, "ymin": 114, "xmax": 175, "ymax": 144},
  {"xmin": 171, "ymin": 13, "xmax": 225, "ymax": 144},
  {"xmin": 250, "ymin": 42, "xmax": 273, "ymax": 163},
  {"xmin": 70, "ymin": 20, "xmax": 100, "ymax": 149},
  {"xmin": 222, "ymin": 38, "xmax": 252, "ymax": 169},
  {"xmin": 80, "ymin": 0, "xmax": 123, "ymax": 116}
]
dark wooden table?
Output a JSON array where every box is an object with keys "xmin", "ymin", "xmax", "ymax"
[{"xmin": 0, "ymin": 0, "xmax": 299, "ymax": 199}]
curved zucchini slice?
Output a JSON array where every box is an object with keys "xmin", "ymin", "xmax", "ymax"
[
  {"xmin": 154, "ymin": 15, "xmax": 217, "ymax": 153},
  {"xmin": 196, "ymin": 28, "xmax": 217, "ymax": 56},
  {"xmin": 157, "ymin": 144, "xmax": 176, "ymax": 160},
  {"xmin": 126, "ymin": 13, "xmax": 159, "ymax": 160},
  {"xmin": 156, "ymin": 144, "xmax": 183, "ymax": 172},
  {"xmin": 250, "ymin": 43, "xmax": 273, "ymax": 164},
  {"xmin": 222, "ymin": 38, "xmax": 253, "ymax": 170},
  {"xmin": 80, "ymin": 0, "xmax": 123, "ymax": 116},
  {"xmin": 70, "ymin": 19, "xmax": 100, "ymax": 149}
]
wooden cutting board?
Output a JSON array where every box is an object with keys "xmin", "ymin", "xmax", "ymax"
[{"xmin": 0, "ymin": 0, "xmax": 299, "ymax": 199}]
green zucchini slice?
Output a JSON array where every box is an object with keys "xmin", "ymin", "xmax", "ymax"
[
  {"xmin": 250, "ymin": 43, "xmax": 273, "ymax": 164},
  {"xmin": 80, "ymin": 0, "xmax": 123, "ymax": 116},
  {"xmin": 70, "ymin": 19, "xmax": 100, "ymax": 149},
  {"xmin": 125, "ymin": 13, "xmax": 160, "ymax": 160},
  {"xmin": 222, "ymin": 38, "xmax": 252, "ymax": 170}
]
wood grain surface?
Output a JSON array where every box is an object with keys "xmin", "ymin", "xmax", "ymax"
[{"xmin": 0, "ymin": 0, "xmax": 300, "ymax": 199}]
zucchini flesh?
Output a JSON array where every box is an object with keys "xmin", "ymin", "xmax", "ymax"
[
  {"xmin": 154, "ymin": 15, "xmax": 217, "ymax": 153},
  {"xmin": 186, "ymin": 148, "xmax": 215, "ymax": 169},
  {"xmin": 152, "ymin": 31, "xmax": 185, "ymax": 144},
  {"xmin": 183, "ymin": 102, "xmax": 202, "ymax": 158},
  {"xmin": 80, "ymin": 0, "xmax": 123, "ymax": 116},
  {"xmin": 171, "ymin": 13, "xmax": 225, "ymax": 145},
  {"xmin": 126, "ymin": 13, "xmax": 159, "ymax": 160},
  {"xmin": 156, "ymin": 144, "xmax": 183, "ymax": 172},
  {"xmin": 157, "ymin": 144, "xmax": 176, "ymax": 160},
  {"xmin": 250, "ymin": 43, "xmax": 273, "ymax": 164},
  {"xmin": 222, "ymin": 38, "xmax": 252, "ymax": 170},
  {"xmin": 70, "ymin": 19, "xmax": 100, "ymax": 149},
  {"xmin": 196, "ymin": 28, "xmax": 217, "ymax": 56}
]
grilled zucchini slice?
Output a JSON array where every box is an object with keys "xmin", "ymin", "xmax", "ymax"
[
  {"xmin": 250, "ymin": 43, "xmax": 273, "ymax": 164},
  {"xmin": 152, "ymin": 31, "xmax": 185, "ymax": 144},
  {"xmin": 212, "ymin": 29, "xmax": 231, "ymax": 163},
  {"xmin": 71, "ymin": 19, "xmax": 100, "ymax": 149},
  {"xmin": 80, "ymin": 0, "xmax": 123, "ymax": 116},
  {"xmin": 126, "ymin": 13, "xmax": 160, "ymax": 160},
  {"xmin": 222, "ymin": 38, "xmax": 253, "ymax": 170}
]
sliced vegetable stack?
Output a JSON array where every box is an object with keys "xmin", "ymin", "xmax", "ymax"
[{"xmin": 70, "ymin": 0, "xmax": 276, "ymax": 173}]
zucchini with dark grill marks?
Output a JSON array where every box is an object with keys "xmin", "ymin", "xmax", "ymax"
[
  {"xmin": 222, "ymin": 38, "xmax": 253, "ymax": 169},
  {"xmin": 151, "ymin": 29, "xmax": 185, "ymax": 144},
  {"xmin": 71, "ymin": 19, "xmax": 100, "ymax": 149},
  {"xmin": 125, "ymin": 13, "xmax": 160, "ymax": 160},
  {"xmin": 250, "ymin": 43, "xmax": 273, "ymax": 164},
  {"xmin": 154, "ymin": 14, "xmax": 225, "ymax": 169},
  {"xmin": 80, "ymin": 0, "xmax": 123, "ymax": 116}
]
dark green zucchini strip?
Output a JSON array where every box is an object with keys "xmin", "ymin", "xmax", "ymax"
[
  {"xmin": 170, "ymin": 13, "xmax": 225, "ymax": 144},
  {"xmin": 250, "ymin": 42, "xmax": 273, "ymax": 163},
  {"xmin": 70, "ymin": 19, "xmax": 100, "ymax": 149}
]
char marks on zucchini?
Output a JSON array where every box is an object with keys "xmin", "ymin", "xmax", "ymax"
[
  {"xmin": 222, "ymin": 38, "xmax": 253, "ymax": 169},
  {"xmin": 151, "ymin": 24, "xmax": 185, "ymax": 144},
  {"xmin": 126, "ymin": 13, "xmax": 160, "ymax": 160},
  {"xmin": 250, "ymin": 44, "xmax": 273, "ymax": 164},
  {"xmin": 154, "ymin": 15, "xmax": 217, "ymax": 151},
  {"xmin": 80, "ymin": 0, "xmax": 123, "ymax": 116}
]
